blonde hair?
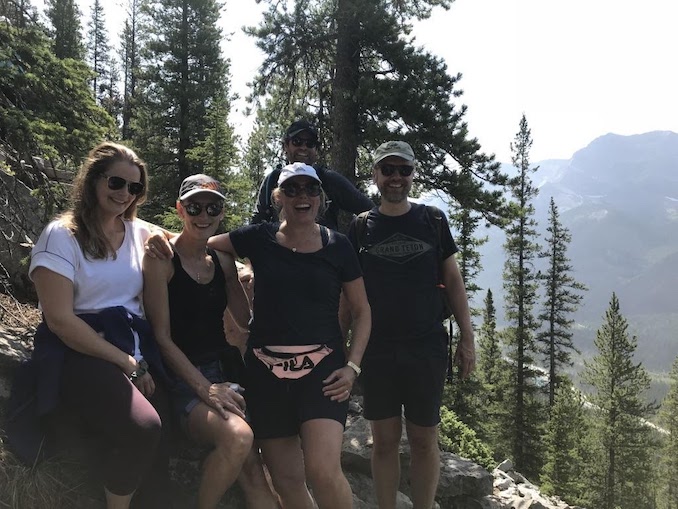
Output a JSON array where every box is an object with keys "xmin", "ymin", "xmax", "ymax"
[
  {"xmin": 271, "ymin": 186, "xmax": 328, "ymax": 222},
  {"xmin": 60, "ymin": 142, "xmax": 148, "ymax": 259}
]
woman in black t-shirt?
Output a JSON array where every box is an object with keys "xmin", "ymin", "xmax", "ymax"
[
  {"xmin": 143, "ymin": 174, "xmax": 278, "ymax": 509},
  {"xmin": 208, "ymin": 163, "xmax": 371, "ymax": 509}
]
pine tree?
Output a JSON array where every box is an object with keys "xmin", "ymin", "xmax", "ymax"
[
  {"xmin": 658, "ymin": 357, "xmax": 678, "ymax": 508},
  {"xmin": 1, "ymin": 0, "xmax": 39, "ymax": 27},
  {"xmin": 120, "ymin": 0, "xmax": 142, "ymax": 139},
  {"xmin": 501, "ymin": 114, "xmax": 543, "ymax": 477},
  {"xmin": 444, "ymin": 193, "xmax": 487, "ymax": 428},
  {"xmin": 540, "ymin": 380, "xmax": 588, "ymax": 504},
  {"xmin": 581, "ymin": 293, "xmax": 657, "ymax": 509},
  {"xmin": 537, "ymin": 197, "xmax": 587, "ymax": 407},
  {"xmin": 135, "ymin": 0, "xmax": 233, "ymax": 216},
  {"xmin": 45, "ymin": 0, "xmax": 84, "ymax": 59},
  {"xmin": 248, "ymin": 0, "xmax": 512, "ymax": 224},
  {"xmin": 85, "ymin": 0, "xmax": 111, "ymax": 105},
  {"xmin": 475, "ymin": 289, "xmax": 510, "ymax": 453},
  {"xmin": 186, "ymin": 95, "xmax": 247, "ymax": 231}
]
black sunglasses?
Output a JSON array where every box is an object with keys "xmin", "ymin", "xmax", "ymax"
[
  {"xmin": 182, "ymin": 201, "xmax": 224, "ymax": 217},
  {"xmin": 104, "ymin": 175, "xmax": 145, "ymax": 195},
  {"xmin": 379, "ymin": 164, "xmax": 414, "ymax": 177},
  {"xmin": 289, "ymin": 137, "xmax": 318, "ymax": 149},
  {"xmin": 280, "ymin": 182, "xmax": 322, "ymax": 198}
]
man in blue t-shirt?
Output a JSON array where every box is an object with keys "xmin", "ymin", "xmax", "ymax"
[
  {"xmin": 342, "ymin": 141, "xmax": 476, "ymax": 509},
  {"xmin": 251, "ymin": 119, "xmax": 374, "ymax": 231}
]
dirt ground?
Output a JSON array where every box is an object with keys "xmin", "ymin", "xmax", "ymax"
[{"xmin": 0, "ymin": 292, "xmax": 41, "ymax": 330}]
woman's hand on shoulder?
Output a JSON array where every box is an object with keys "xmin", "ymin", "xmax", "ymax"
[{"xmin": 140, "ymin": 221, "xmax": 174, "ymax": 260}]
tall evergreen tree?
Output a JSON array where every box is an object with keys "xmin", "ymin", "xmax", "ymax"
[
  {"xmin": 1, "ymin": 0, "xmax": 39, "ymax": 27},
  {"xmin": 658, "ymin": 357, "xmax": 678, "ymax": 508},
  {"xmin": 135, "ymin": 0, "xmax": 233, "ymax": 216},
  {"xmin": 186, "ymin": 96, "xmax": 246, "ymax": 231},
  {"xmin": 540, "ymin": 380, "xmax": 588, "ymax": 505},
  {"xmin": 85, "ymin": 0, "xmax": 111, "ymax": 105},
  {"xmin": 537, "ymin": 197, "xmax": 587, "ymax": 407},
  {"xmin": 120, "ymin": 0, "xmax": 142, "ymax": 139},
  {"xmin": 475, "ymin": 289, "xmax": 510, "ymax": 452},
  {"xmin": 248, "ymin": 0, "xmax": 512, "ymax": 224},
  {"xmin": 581, "ymin": 293, "xmax": 657, "ymax": 509},
  {"xmin": 444, "ymin": 193, "xmax": 487, "ymax": 427},
  {"xmin": 45, "ymin": 0, "xmax": 83, "ymax": 59},
  {"xmin": 501, "ymin": 114, "xmax": 543, "ymax": 477}
]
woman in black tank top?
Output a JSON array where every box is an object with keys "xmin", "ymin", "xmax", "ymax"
[{"xmin": 143, "ymin": 174, "xmax": 278, "ymax": 509}]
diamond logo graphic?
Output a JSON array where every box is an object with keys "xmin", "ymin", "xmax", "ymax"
[{"xmin": 367, "ymin": 233, "xmax": 432, "ymax": 264}]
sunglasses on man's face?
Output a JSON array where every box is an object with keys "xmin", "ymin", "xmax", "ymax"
[
  {"xmin": 280, "ymin": 182, "xmax": 322, "ymax": 198},
  {"xmin": 289, "ymin": 137, "xmax": 318, "ymax": 149},
  {"xmin": 379, "ymin": 164, "xmax": 414, "ymax": 177},
  {"xmin": 182, "ymin": 201, "xmax": 224, "ymax": 217},
  {"xmin": 104, "ymin": 175, "xmax": 145, "ymax": 196}
]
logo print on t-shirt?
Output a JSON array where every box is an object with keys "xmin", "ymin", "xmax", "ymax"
[{"xmin": 367, "ymin": 233, "xmax": 432, "ymax": 264}]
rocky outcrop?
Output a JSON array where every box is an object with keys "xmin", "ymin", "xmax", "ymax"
[
  {"xmin": 0, "ymin": 325, "xmax": 584, "ymax": 509},
  {"xmin": 0, "ymin": 168, "xmax": 46, "ymax": 299}
]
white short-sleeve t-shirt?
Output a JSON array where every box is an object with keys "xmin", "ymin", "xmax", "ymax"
[{"xmin": 29, "ymin": 218, "xmax": 151, "ymax": 317}]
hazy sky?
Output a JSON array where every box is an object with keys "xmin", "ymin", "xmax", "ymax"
[{"xmin": 49, "ymin": 0, "xmax": 678, "ymax": 163}]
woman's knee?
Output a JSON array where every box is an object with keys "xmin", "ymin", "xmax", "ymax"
[
  {"xmin": 304, "ymin": 458, "xmax": 344, "ymax": 491},
  {"xmin": 212, "ymin": 418, "xmax": 254, "ymax": 458}
]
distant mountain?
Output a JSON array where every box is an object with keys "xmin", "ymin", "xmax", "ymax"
[{"xmin": 424, "ymin": 131, "xmax": 678, "ymax": 372}]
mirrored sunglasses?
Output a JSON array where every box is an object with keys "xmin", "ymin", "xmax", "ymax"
[
  {"xmin": 290, "ymin": 137, "xmax": 318, "ymax": 149},
  {"xmin": 182, "ymin": 201, "xmax": 224, "ymax": 217},
  {"xmin": 104, "ymin": 175, "xmax": 145, "ymax": 195},
  {"xmin": 280, "ymin": 182, "xmax": 322, "ymax": 198},
  {"xmin": 379, "ymin": 164, "xmax": 414, "ymax": 177}
]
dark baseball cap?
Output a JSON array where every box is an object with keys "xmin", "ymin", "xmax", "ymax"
[
  {"xmin": 284, "ymin": 120, "xmax": 318, "ymax": 141},
  {"xmin": 178, "ymin": 174, "xmax": 226, "ymax": 201}
]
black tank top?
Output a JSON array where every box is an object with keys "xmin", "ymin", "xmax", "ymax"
[{"xmin": 168, "ymin": 247, "xmax": 231, "ymax": 363}]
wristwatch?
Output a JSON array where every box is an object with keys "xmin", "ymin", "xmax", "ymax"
[{"xmin": 128, "ymin": 359, "xmax": 149, "ymax": 382}]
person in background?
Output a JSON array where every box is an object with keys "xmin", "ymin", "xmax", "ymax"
[
  {"xmin": 251, "ymin": 119, "xmax": 374, "ymax": 231},
  {"xmin": 341, "ymin": 141, "xmax": 476, "ymax": 509},
  {"xmin": 208, "ymin": 162, "xmax": 371, "ymax": 509},
  {"xmin": 26, "ymin": 142, "xmax": 171, "ymax": 509},
  {"xmin": 143, "ymin": 174, "xmax": 279, "ymax": 509}
]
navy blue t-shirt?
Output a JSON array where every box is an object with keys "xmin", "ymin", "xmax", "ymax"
[
  {"xmin": 348, "ymin": 203, "xmax": 458, "ymax": 355},
  {"xmin": 230, "ymin": 222, "xmax": 362, "ymax": 348}
]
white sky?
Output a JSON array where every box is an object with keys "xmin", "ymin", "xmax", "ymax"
[{"xmin": 39, "ymin": 0, "xmax": 678, "ymax": 163}]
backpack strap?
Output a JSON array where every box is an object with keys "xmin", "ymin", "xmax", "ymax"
[{"xmin": 354, "ymin": 210, "xmax": 370, "ymax": 258}]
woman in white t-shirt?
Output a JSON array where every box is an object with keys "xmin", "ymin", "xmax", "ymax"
[{"xmin": 29, "ymin": 142, "xmax": 168, "ymax": 509}]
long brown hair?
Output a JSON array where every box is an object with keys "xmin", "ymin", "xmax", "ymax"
[{"xmin": 60, "ymin": 142, "xmax": 148, "ymax": 259}]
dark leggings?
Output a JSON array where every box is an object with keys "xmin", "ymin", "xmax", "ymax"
[{"xmin": 60, "ymin": 352, "xmax": 163, "ymax": 496}]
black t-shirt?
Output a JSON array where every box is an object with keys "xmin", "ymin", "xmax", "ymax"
[
  {"xmin": 348, "ymin": 203, "xmax": 458, "ymax": 354},
  {"xmin": 230, "ymin": 222, "xmax": 362, "ymax": 347},
  {"xmin": 168, "ymin": 248, "xmax": 238, "ymax": 363}
]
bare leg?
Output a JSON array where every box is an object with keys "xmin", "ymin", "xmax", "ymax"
[
  {"xmin": 237, "ymin": 446, "xmax": 281, "ymax": 509},
  {"xmin": 260, "ymin": 436, "xmax": 315, "ymax": 509},
  {"xmin": 300, "ymin": 419, "xmax": 352, "ymax": 509},
  {"xmin": 404, "ymin": 420, "xmax": 439, "ymax": 509},
  {"xmin": 187, "ymin": 402, "xmax": 254, "ymax": 509},
  {"xmin": 370, "ymin": 417, "xmax": 402, "ymax": 509},
  {"xmin": 105, "ymin": 488, "xmax": 133, "ymax": 509}
]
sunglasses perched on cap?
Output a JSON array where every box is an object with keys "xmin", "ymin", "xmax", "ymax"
[
  {"xmin": 289, "ymin": 137, "xmax": 319, "ymax": 149},
  {"xmin": 280, "ymin": 182, "xmax": 322, "ymax": 198},
  {"xmin": 181, "ymin": 201, "xmax": 224, "ymax": 217},
  {"xmin": 103, "ymin": 175, "xmax": 145, "ymax": 195},
  {"xmin": 378, "ymin": 164, "xmax": 414, "ymax": 177}
]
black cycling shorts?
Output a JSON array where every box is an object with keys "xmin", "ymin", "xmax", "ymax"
[{"xmin": 243, "ymin": 345, "xmax": 348, "ymax": 439}]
